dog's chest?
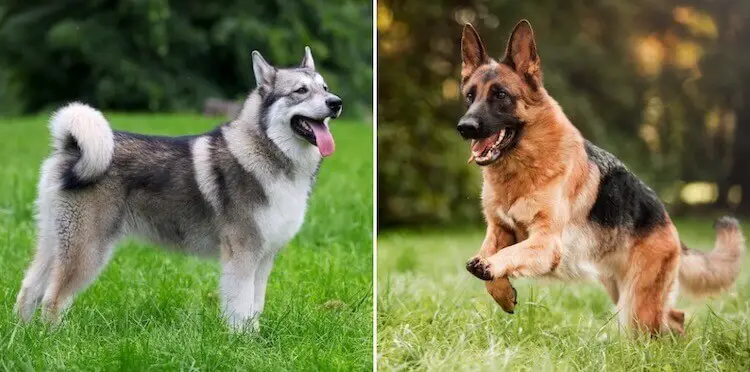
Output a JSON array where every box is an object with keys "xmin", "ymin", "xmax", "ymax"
[
  {"xmin": 556, "ymin": 223, "xmax": 600, "ymax": 280},
  {"xmin": 494, "ymin": 207, "xmax": 599, "ymax": 281},
  {"xmin": 254, "ymin": 175, "xmax": 312, "ymax": 250}
]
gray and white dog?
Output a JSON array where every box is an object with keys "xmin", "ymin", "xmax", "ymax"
[{"xmin": 14, "ymin": 47, "xmax": 342, "ymax": 330}]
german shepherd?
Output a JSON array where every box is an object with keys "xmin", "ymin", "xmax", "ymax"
[
  {"xmin": 15, "ymin": 47, "xmax": 343, "ymax": 331},
  {"xmin": 459, "ymin": 20, "xmax": 745, "ymax": 334}
]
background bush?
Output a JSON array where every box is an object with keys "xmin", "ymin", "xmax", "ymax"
[
  {"xmin": 378, "ymin": 0, "xmax": 750, "ymax": 227},
  {"xmin": 0, "ymin": 0, "xmax": 372, "ymax": 117}
]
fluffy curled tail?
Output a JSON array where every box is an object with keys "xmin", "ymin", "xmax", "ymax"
[
  {"xmin": 679, "ymin": 217, "xmax": 745, "ymax": 296},
  {"xmin": 50, "ymin": 102, "xmax": 114, "ymax": 187}
]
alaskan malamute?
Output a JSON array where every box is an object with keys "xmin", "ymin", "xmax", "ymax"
[{"xmin": 15, "ymin": 47, "xmax": 343, "ymax": 330}]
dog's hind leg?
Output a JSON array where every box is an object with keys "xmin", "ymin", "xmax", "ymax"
[
  {"xmin": 621, "ymin": 228, "xmax": 680, "ymax": 335},
  {"xmin": 665, "ymin": 276, "xmax": 684, "ymax": 334},
  {"xmin": 15, "ymin": 223, "xmax": 56, "ymax": 322},
  {"xmin": 16, "ymin": 176, "xmax": 63, "ymax": 322},
  {"xmin": 599, "ymin": 274, "xmax": 619, "ymax": 304},
  {"xmin": 667, "ymin": 308, "xmax": 685, "ymax": 334},
  {"xmin": 41, "ymin": 199, "xmax": 121, "ymax": 325}
]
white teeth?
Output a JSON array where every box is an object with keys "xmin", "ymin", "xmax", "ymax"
[
  {"xmin": 494, "ymin": 129, "xmax": 506, "ymax": 145},
  {"xmin": 470, "ymin": 129, "xmax": 507, "ymax": 161}
]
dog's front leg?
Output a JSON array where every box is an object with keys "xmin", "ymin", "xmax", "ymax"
[
  {"xmin": 220, "ymin": 237, "xmax": 261, "ymax": 331},
  {"xmin": 477, "ymin": 222, "xmax": 516, "ymax": 257},
  {"xmin": 251, "ymin": 252, "xmax": 276, "ymax": 322},
  {"xmin": 467, "ymin": 232, "xmax": 562, "ymax": 280},
  {"xmin": 470, "ymin": 223, "xmax": 518, "ymax": 313}
]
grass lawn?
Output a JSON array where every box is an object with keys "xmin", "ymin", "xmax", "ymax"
[
  {"xmin": 378, "ymin": 219, "xmax": 750, "ymax": 371},
  {"xmin": 0, "ymin": 114, "xmax": 373, "ymax": 370}
]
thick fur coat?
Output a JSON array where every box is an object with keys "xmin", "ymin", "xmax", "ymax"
[
  {"xmin": 15, "ymin": 47, "xmax": 343, "ymax": 331},
  {"xmin": 459, "ymin": 21, "xmax": 745, "ymax": 334}
]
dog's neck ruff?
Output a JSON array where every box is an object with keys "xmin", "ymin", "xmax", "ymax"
[{"xmin": 229, "ymin": 91, "xmax": 321, "ymax": 179}]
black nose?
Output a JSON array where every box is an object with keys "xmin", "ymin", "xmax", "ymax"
[
  {"xmin": 457, "ymin": 117, "xmax": 480, "ymax": 138},
  {"xmin": 326, "ymin": 96, "xmax": 343, "ymax": 112}
]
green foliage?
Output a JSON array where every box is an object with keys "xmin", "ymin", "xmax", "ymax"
[
  {"xmin": 378, "ymin": 0, "xmax": 648, "ymax": 226},
  {"xmin": 0, "ymin": 114, "xmax": 373, "ymax": 370},
  {"xmin": 0, "ymin": 0, "xmax": 372, "ymax": 116},
  {"xmin": 378, "ymin": 0, "xmax": 750, "ymax": 226}
]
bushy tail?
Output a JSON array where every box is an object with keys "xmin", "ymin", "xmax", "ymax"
[
  {"xmin": 50, "ymin": 102, "xmax": 114, "ymax": 185},
  {"xmin": 679, "ymin": 217, "xmax": 745, "ymax": 296}
]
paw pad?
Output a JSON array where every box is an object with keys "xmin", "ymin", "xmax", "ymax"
[{"xmin": 466, "ymin": 257, "xmax": 493, "ymax": 281}]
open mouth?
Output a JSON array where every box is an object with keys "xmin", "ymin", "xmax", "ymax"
[
  {"xmin": 291, "ymin": 115, "xmax": 335, "ymax": 157},
  {"xmin": 468, "ymin": 127, "xmax": 516, "ymax": 165}
]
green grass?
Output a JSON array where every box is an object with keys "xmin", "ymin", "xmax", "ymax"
[
  {"xmin": 378, "ymin": 219, "xmax": 750, "ymax": 371},
  {"xmin": 0, "ymin": 114, "xmax": 373, "ymax": 370}
]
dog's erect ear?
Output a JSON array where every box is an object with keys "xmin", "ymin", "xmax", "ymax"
[
  {"xmin": 252, "ymin": 51, "xmax": 276, "ymax": 91},
  {"xmin": 461, "ymin": 23, "xmax": 488, "ymax": 81},
  {"xmin": 300, "ymin": 46, "xmax": 315, "ymax": 70},
  {"xmin": 501, "ymin": 20, "xmax": 541, "ymax": 87}
]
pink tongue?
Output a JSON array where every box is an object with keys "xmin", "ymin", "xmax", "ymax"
[
  {"xmin": 471, "ymin": 134, "xmax": 497, "ymax": 154},
  {"xmin": 311, "ymin": 122, "xmax": 335, "ymax": 157}
]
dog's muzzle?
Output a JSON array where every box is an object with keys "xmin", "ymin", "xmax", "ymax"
[
  {"xmin": 326, "ymin": 96, "xmax": 343, "ymax": 118},
  {"xmin": 457, "ymin": 117, "xmax": 481, "ymax": 139}
]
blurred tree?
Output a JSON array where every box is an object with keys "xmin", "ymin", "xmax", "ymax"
[
  {"xmin": 378, "ymin": 0, "xmax": 750, "ymax": 227},
  {"xmin": 0, "ymin": 0, "xmax": 372, "ymax": 116},
  {"xmin": 685, "ymin": 0, "xmax": 750, "ymax": 212}
]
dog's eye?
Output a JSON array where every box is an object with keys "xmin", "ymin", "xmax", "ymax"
[
  {"xmin": 466, "ymin": 92, "xmax": 474, "ymax": 103},
  {"xmin": 323, "ymin": 86, "xmax": 329, "ymax": 92},
  {"xmin": 495, "ymin": 90, "xmax": 507, "ymax": 100},
  {"xmin": 295, "ymin": 87, "xmax": 308, "ymax": 94}
]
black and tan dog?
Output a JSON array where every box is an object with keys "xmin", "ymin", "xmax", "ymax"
[{"xmin": 459, "ymin": 20, "xmax": 745, "ymax": 334}]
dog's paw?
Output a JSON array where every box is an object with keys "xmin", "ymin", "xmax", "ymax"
[
  {"xmin": 466, "ymin": 256, "xmax": 493, "ymax": 281},
  {"xmin": 486, "ymin": 278, "xmax": 517, "ymax": 314},
  {"xmin": 226, "ymin": 314, "xmax": 261, "ymax": 334}
]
